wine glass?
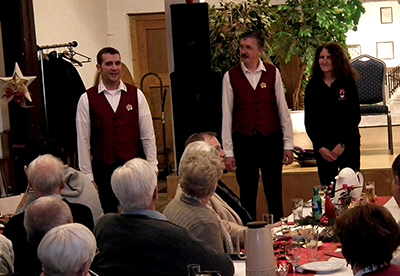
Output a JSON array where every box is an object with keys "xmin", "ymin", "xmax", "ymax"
[
  {"xmin": 284, "ymin": 241, "xmax": 301, "ymax": 275},
  {"xmin": 290, "ymin": 198, "xmax": 303, "ymax": 224}
]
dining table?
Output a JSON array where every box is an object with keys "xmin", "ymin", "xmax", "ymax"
[{"xmin": 233, "ymin": 196, "xmax": 399, "ymax": 276}]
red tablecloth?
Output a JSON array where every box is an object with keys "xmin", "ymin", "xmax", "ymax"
[
  {"xmin": 296, "ymin": 243, "xmax": 342, "ymax": 275},
  {"xmin": 375, "ymin": 196, "xmax": 391, "ymax": 206},
  {"xmin": 283, "ymin": 196, "xmax": 392, "ymax": 275}
]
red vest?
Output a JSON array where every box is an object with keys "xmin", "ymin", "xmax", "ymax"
[
  {"xmin": 229, "ymin": 63, "xmax": 280, "ymax": 137},
  {"xmin": 87, "ymin": 83, "xmax": 140, "ymax": 165}
]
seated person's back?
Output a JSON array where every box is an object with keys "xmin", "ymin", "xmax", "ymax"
[
  {"xmin": 4, "ymin": 196, "xmax": 73, "ymax": 275},
  {"xmin": 21, "ymin": 136, "xmax": 103, "ymax": 224},
  {"xmin": 3, "ymin": 155, "xmax": 93, "ymax": 274},
  {"xmin": 93, "ymin": 158, "xmax": 234, "ymax": 276},
  {"xmin": 164, "ymin": 142, "xmax": 233, "ymax": 253}
]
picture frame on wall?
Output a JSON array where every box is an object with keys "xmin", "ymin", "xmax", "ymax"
[
  {"xmin": 348, "ymin": 45, "xmax": 361, "ymax": 59},
  {"xmin": 376, "ymin": 41, "xmax": 394, "ymax": 59},
  {"xmin": 380, "ymin": 7, "xmax": 393, "ymax": 24}
]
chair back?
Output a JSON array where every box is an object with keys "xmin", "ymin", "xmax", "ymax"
[{"xmin": 351, "ymin": 54, "xmax": 387, "ymax": 105}]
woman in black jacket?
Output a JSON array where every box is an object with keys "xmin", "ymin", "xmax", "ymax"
[{"xmin": 304, "ymin": 42, "xmax": 361, "ymax": 189}]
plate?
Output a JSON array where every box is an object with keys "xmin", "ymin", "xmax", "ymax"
[
  {"xmin": 274, "ymin": 225, "xmax": 325, "ymax": 240},
  {"xmin": 301, "ymin": 261, "xmax": 344, "ymax": 272}
]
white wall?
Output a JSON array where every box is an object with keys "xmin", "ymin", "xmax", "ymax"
[
  {"xmin": 105, "ymin": 0, "xmax": 165, "ymax": 83},
  {"xmin": 346, "ymin": 1, "xmax": 400, "ymax": 68},
  {"xmin": 32, "ymin": 0, "xmax": 400, "ymax": 86},
  {"xmin": 33, "ymin": 0, "xmax": 109, "ymax": 88}
]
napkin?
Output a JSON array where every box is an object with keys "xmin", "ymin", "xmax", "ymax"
[{"xmin": 324, "ymin": 251, "xmax": 344, "ymax": 259}]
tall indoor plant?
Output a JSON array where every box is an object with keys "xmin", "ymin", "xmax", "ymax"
[{"xmin": 209, "ymin": 0, "xmax": 365, "ymax": 110}]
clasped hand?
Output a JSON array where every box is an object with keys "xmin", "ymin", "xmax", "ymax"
[{"xmin": 319, "ymin": 144, "xmax": 344, "ymax": 162}]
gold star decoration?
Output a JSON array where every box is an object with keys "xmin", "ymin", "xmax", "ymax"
[{"xmin": 0, "ymin": 62, "xmax": 36, "ymax": 108}]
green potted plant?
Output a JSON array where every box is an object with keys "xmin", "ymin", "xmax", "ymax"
[{"xmin": 209, "ymin": 0, "xmax": 365, "ymax": 110}]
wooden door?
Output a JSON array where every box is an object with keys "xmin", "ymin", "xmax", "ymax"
[{"xmin": 130, "ymin": 13, "xmax": 174, "ymax": 177}]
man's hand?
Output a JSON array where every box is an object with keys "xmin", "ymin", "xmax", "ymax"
[
  {"xmin": 319, "ymin": 147, "xmax": 337, "ymax": 162},
  {"xmin": 283, "ymin": 150, "xmax": 294, "ymax": 165},
  {"xmin": 331, "ymin": 143, "xmax": 345, "ymax": 158},
  {"xmin": 225, "ymin": 157, "xmax": 237, "ymax": 172}
]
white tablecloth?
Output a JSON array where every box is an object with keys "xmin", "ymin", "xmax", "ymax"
[{"xmin": 234, "ymin": 197, "xmax": 400, "ymax": 276}]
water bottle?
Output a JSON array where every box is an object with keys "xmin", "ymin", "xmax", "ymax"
[
  {"xmin": 312, "ymin": 187, "xmax": 322, "ymax": 219},
  {"xmin": 7, "ymin": 186, "xmax": 14, "ymax": 197}
]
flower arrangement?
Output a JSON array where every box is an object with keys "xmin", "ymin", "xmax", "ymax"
[
  {"xmin": 3, "ymin": 88, "xmax": 27, "ymax": 104},
  {"xmin": 296, "ymin": 183, "xmax": 362, "ymax": 242},
  {"xmin": 336, "ymin": 184, "xmax": 362, "ymax": 209}
]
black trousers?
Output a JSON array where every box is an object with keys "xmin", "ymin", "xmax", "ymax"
[
  {"xmin": 233, "ymin": 130, "xmax": 284, "ymax": 220},
  {"xmin": 314, "ymin": 141, "xmax": 360, "ymax": 190},
  {"xmin": 92, "ymin": 158, "xmax": 125, "ymax": 213}
]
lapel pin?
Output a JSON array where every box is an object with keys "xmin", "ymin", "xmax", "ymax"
[
  {"xmin": 126, "ymin": 104, "xmax": 133, "ymax": 111},
  {"xmin": 260, "ymin": 82, "xmax": 267, "ymax": 89}
]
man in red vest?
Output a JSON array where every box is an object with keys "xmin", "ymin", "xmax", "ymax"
[
  {"xmin": 76, "ymin": 47, "xmax": 157, "ymax": 213},
  {"xmin": 222, "ymin": 31, "xmax": 294, "ymax": 220}
]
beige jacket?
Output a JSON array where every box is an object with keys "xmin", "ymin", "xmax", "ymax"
[{"xmin": 174, "ymin": 185, "xmax": 246, "ymax": 250}]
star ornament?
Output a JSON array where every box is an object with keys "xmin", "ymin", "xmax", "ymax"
[{"xmin": 0, "ymin": 62, "xmax": 36, "ymax": 108}]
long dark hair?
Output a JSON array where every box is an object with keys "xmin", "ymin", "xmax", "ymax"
[{"xmin": 311, "ymin": 42, "xmax": 359, "ymax": 81}]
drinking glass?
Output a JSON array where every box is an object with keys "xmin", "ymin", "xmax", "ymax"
[
  {"xmin": 284, "ymin": 241, "xmax": 301, "ymax": 275},
  {"xmin": 187, "ymin": 264, "xmax": 200, "ymax": 276},
  {"xmin": 365, "ymin": 181, "xmax": 376, "ymax": 203},
  {"xmin": 263, "ymin": 213, "xmax": 274, "ymax": 224},
  {"xmin": 291, "ymin": 198, "xmax": 303, "ymax": 224},
  {"xmin": 276, "ymin": 259, "xmax": 289, "ymax": 276},
  {"xmin": 358, "ymin": 192, "xmax": 368, "ymax": 203},
  {"xmin": 280, "ymin": 217, "xmax": 288, "ymax": 230},
  {"xmin": 305, "ymin": 228, "xmax": 319, "ymax": 262}
]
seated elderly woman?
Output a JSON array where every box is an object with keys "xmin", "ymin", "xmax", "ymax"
[
  {"xmin": 334, "ymin": 204, "xmax": 400, "ymax": 275},
  {"xmin": 163, "ymin": 141, "xmax": 232, "ymax": 253},
  {"xmin": 38, "ymin": 223, "xmax": 97, "ymax": 276}
]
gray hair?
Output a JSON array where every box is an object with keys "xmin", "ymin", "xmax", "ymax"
[
  {"xmin": 24, "ymin": 196, "xmax": 73, "ymax": 244},
  {"xmin": 179, "ymin": 141, "xmax": 222, "ymax": 198},
  {"xmin": 111, "ymin": 158, "xmax": 157, "ymax": 212},
  {"xmin": 38, "ymin": 223, "xmax": 96, "ymax": 276},
  {"xmin": 28, "ymin": 154, "xmax": 65, "ymax": 195}
]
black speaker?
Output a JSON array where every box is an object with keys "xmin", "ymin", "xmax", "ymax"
[
  {"xmin": 170, "ymin": 3, "xmax": 212, "ymax": 72},
  {"xmin": 170, "ymin": 71, "xmax": 222, "ymax": 165}
]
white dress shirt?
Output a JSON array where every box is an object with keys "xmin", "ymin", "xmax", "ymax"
[
  {"xmin": 76, "ymin": 80, "xmax": 158, "ymax": 181},
  {"xmin": 221, "ymin": 60, "xmax": 294, "ymax": 157}
]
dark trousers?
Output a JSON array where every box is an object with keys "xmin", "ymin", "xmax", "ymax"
[
  {"xmin": 233, "ymin": 130, "xmax": 284, "ymax": 220},
  {"xmin": 314, "ymin": 141, "xmax": 360, "ymax": 190},
  {"xmin": 92, "ymin": 158, "xmax": 125, "ymax": 213}
]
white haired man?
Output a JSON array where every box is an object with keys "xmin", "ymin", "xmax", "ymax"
[
  {"xmin": 3, "ymin": 154, "xmax": 93, "ymax": 275},
  {"xmin": 93, "ymin": 158, "xmax": 234, "ymax": 276},
  {"xmin": 21, "ymin": 197, "xmax": 74, "ymax": 275},
  {"xmin": 38, "ymin": 223, "xmax": 97, "ymax": 276}
]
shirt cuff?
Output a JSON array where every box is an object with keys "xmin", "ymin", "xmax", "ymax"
[{"xmin": 283, "ymin": 141, "xmax": 294, "ymax": 151}]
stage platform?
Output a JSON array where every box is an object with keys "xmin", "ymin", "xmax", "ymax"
[{"xmin": 166, "ymin": 125, "xmax": 399, "ymax": 220}]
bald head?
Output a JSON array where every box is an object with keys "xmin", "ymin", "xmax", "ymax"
[
  {"xmin": 27, "ymin": 154, "xmax": 65, "ymax": 197},
  {"xmin": 24, "ymin": 196, "xmax": 73, "ymax": 244}
]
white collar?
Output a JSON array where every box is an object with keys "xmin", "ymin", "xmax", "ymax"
[
  {"xmin": 98, "ymin": 80, "xmax": 126, "ymax": 94},
  {"xmin": 354, "ymin": 263, "xmax": 387, "ymax": 276},
  {"xmin": 240, "ymin": 59, "xmax": 266, "ymax": 74}
]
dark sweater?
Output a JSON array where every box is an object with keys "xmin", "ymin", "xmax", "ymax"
[
  {"xmin": 93, "ymin": 213, "xmax": 235, "ymax": 276},
  {"xmin": 304, "ymin": 77, "xmax": 361, "ymax": 151},
  {"xmin": 3, "ymin": 198, "xmax": 94, "ymax": 275},
  {"xmin": 216, "ymin": 180, "xmax": 253, "ymax": 225}
]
